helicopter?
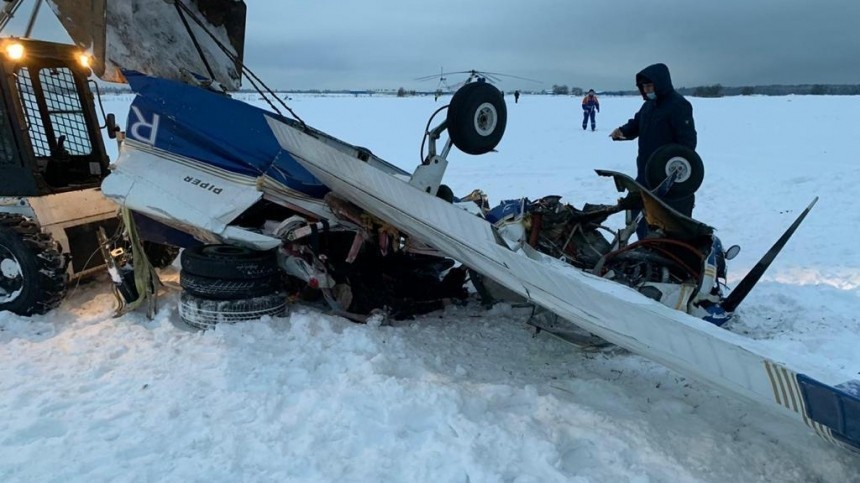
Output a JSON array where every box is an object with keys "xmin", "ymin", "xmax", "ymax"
[{"xmin": 416, "ymin": 68, "xmax": 541, "ymax": 100}]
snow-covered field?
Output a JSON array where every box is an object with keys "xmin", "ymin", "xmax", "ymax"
[{"xmin": 1, "ymin": 92, "xmax": 858, "ymax": 481}]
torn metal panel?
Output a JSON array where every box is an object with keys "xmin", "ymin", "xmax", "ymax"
[{"xmin": 46, "ymin": 0, "xmax": 246, "ymax": 89}]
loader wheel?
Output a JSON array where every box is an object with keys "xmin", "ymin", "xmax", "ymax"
[
  {"xmin": 0, "ymin": 214, "xmax": 67, "ymax": 315},
  {"xmin": 180, "ymin": 244, "xmax": 279, "ymax": 280},
  {"xmin": 142, "ymin": 241, "xmax": 180, "ymax": 269},
  {"xmin": 178, "ymin": 291, "xmax": 287, "ymax": 330},
  {"xmin": 447, "ymin": 82, "xmax": 507, "ymax": 155},
  {"xmin": 645, "ymin": 144, "xmax": 704, "ymax": 197},
  {"xmin": 180, "ymin": 271, "xmax": 283, "ymax": 300}
]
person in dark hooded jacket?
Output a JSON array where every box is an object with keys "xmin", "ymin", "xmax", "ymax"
[{"xmin": 610, "ymin": 63, "xmax": 697, "ymax": 218}]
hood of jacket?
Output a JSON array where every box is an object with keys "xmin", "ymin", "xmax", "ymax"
[{"xmin": 636, "ymin": 63, "xmax": 674, "ymax": 101}]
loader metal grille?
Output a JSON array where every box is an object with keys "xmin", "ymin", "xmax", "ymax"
[
  {"xmin": 16, "ymin": 67, "xmax": 92, "ymax": 158},
  {"xmin": 15, "ymin": 68, "xmax": 48, "ymax": 157},
  {"xmin": 0, "ymin": 100, "xmax": 17, "ymax": 167}
]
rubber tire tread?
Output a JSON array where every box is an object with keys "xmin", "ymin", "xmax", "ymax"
[
  {"xmin": 178, "ymin": 291, "xmax": 287, "ymax": 330},
  {"xmin": 181, "ymin": 244, "xmax": 279, "ymax": 280},
  {"xmin": 0, "ymin": 214, "xmax": 67, "ymax": 315},
  {"xmin": 180, "ymin": 271, "xmax": 283, "ymax": 300},
  {"xmin": 447, "ymin": 82, "xmax": 507, "ymax": 155},
  {"xmin": 645, "ymin": 144, "xmax": 704, "ymax": 197}
]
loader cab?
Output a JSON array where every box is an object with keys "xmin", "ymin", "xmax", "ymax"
[{"xmin": 0, "ymin": 37, "xmax": 109, "ymax": 196}]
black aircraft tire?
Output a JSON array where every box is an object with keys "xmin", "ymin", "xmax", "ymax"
[
  {"xmin": 181, "ymin": 244, "xmax": 279, "ymax": 280},
  {"xmin": 0, "ymin": 214, "xmax": 67, "ymax": 316},
  {"xmin": 178, "ymin": 291, "xmax": 287, "ymax": 330},
  {"xmin": 447, "ymin": 82, "xmax": 507, "ymax": 155},
  {"xmin": 180, "ymin": 271, "xmax": 283, "ymax": 300},
  {"xmin": 645, "ymin": 144, "xmax": 704, "ymax": 197}
]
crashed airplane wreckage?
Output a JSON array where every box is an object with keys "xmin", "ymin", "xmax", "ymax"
[
  {"xmin": 8, "ymin": 0, "xmax": 853, "ymax": 456},
  {"xmin": 268, "ymin": 92, "xmax": 856, "ymax": 454},
  {"xmin": 100, "ymin": 66, "xmax": 860, "ymax": 452}
]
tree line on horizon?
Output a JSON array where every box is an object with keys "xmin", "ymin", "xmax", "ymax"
[{"xmin": 551, "ymin": 83, "xmax": 860, "ymax": 97}]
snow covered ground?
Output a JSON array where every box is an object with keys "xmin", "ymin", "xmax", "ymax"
[{"xmin": 1, "ymin": 92, "xmax": 859, "ymax": 481}]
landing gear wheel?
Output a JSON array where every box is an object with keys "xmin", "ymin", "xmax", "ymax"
[
  {"xmin": 0, "ymin": 214, "xmax": 67, "ymax": 315},
  {"xmin": 645, "ymin": 144, "xmax": 704, "ymax": 197},
  {"xmin": 180, "ymin": 244, "xmax": 279, "ymax": 280},
  {"xmin": 142, "ymin": 241, "xmax": 180, "ymax": 269},
  {"xmin": 447, "ymin": 82, "xmax": 507, "ymax": 155}
]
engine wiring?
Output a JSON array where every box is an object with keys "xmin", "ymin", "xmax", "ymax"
[{"xmin": 600, "ymin": 238, "xmax": 704, "ymax": 283}]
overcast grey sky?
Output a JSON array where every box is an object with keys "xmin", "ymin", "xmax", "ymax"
[{"xmin": 14, "ymin": 0, "xmax": 860, "ymax": 91}]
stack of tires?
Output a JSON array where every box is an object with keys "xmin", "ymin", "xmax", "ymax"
[{"xmin": 178, "ymin": 244, "xmax": 286, "ymax": 330}]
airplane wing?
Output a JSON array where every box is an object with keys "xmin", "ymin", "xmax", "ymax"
[{"xmin": 266, "ymin": 114, "xmax": 860, "ymax": 454}]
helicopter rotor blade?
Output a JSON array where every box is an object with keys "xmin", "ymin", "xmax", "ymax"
[
  {"xmin": 415, "ymin": 73, "xmax": 445, "ymax": 81},
  {"xmin": 415, "ymin": 68, "xmax": 542, "ymax": 88},
  {"xmin": 481, "ymin": 71, "xmax": 543, "ymax": 83},
  {"xmin": 448, "ymin": 79, "xmax": 469, "ymax": 91},
  {"xmin": 480, "ymin": 73, "xmax": 504, "ymax": 83}
]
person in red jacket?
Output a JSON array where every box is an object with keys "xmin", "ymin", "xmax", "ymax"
[{"xmin": 581, "ymin": 89, "xmax": 600, "ymax": 131}]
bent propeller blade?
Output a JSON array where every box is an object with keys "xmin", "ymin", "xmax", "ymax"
[{"xmin": 721, "ymin": 196, "xmax": 819, "ymax": 313}]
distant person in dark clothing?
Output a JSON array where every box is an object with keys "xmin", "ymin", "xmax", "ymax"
[
  {"xmin": 610, "ymin": 63, "xmax": 697, "ymax": 217},
  {"xmin": 581, "ymin": 89, "xmax": 600, "ymax": 131},
  {"xmin": 514, "ymin": 90, "xmax": 520, "ymax": 103}
]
